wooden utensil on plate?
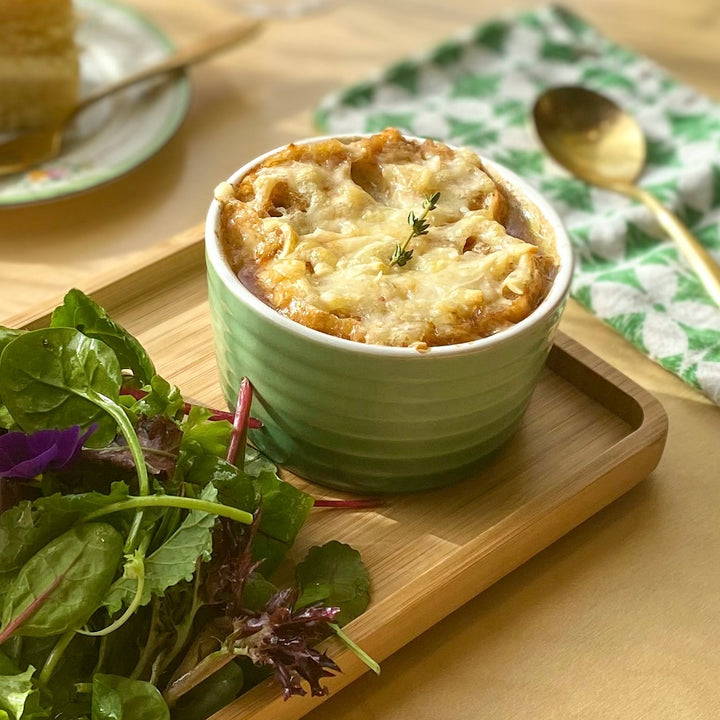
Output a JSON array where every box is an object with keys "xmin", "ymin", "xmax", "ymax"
[{"xmin": 0, "ymin": 20, "xmax": 262, "ymax": 176}]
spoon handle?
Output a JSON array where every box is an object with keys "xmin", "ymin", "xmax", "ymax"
[
  {"xmin": 630, "ymin": 185, "xmax": 720, "ymax": 307},
  {"xmin": 74, "ymin": 19, "xmax": 263, "ymax": 117}
]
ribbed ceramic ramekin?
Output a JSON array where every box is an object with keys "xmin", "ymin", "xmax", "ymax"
[{"xmin": 205, "ymin": 135, "xmax": 573, "ymax": 493}]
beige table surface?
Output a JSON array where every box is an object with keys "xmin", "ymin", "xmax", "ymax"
[{"xmin": 2, "ymin": 0, "xmax": 720, "ymax": 718}]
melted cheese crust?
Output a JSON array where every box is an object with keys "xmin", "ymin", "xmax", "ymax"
[{"xmin": 218, "ymin": 129, "xmax": 557, "ymax": 348}]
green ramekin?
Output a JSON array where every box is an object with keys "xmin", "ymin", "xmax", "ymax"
[{"xmin": 205, "ymin": 135, "xmax": 573, "ymax": 493}]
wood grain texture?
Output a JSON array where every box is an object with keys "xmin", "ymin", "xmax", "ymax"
[
  {"xmin": 1, "ymin": 2, "xmax": 718, "ymax": 717},
  {"xmin": 12, "ymin": 230, "xmax": 668, "ymax": 720}
]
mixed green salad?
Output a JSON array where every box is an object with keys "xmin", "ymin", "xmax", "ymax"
[{"xmin": 0, "ymin": 289, "xmax": 373, "ymax": 720}]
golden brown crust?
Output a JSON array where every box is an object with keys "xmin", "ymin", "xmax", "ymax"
[
  {"xmin": 279, "ymin": 298, "xmax": 364, "ymax": 342},
  {"xmin": 217, "ymin": 129, "xmax": 558, "ymax": 347}
]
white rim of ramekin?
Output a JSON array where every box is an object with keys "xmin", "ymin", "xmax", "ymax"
[{"xmin": 205, "ymin": 133, "xmax": 574, "ymax": 358}]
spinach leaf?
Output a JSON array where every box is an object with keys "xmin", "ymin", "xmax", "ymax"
[
  {"xmin": 6, "ymin": 637, "xmax": 54, "ymax": 676},
  {"xmin": 0, "ymin": 483, "xmax": 152, "ymax": 611},
  {"xmin": 0, "ymin": 325, "xmax": 20, "ymax": 428},
  {"xmin": 0, "ymin": 328, "xmax": 24, "ymax": 360},
  {"xmin": 92, "ymin": 674, "xmax": 169, "ymax": 720},
  {"xmin": 0, "ymin": 484, "xmax": 134, "ymax": 588},
  {"xmin": 253, "ymin": 470, "xmax": 313, "ymax": 545},
  {"xmin": 0, "ymin": 501, "xmax": 71, "ymax": 592},
  {"xmin": 34, "ymin": 483, "xmax": 133, "ymax": 522},
  {"xmin": 251, "ymin": 470, "xmax": 314, "ymax": 576},
  {"xmin": 0, "ymin": 328, "xmax": 122, "ymax": 448},
  {"xmin": 128, "ymin": 375, "xmax": 183, "ymax": 420},
  {"xmin": 0, "ymin": 576, "xmax": 13, "ymax": 612},
  {"xmin": 0, "ymin": 651, "xmax": 19, "ymax": 676},
  {"xmin": 103, "ymin": 484, "xmax": 217, "ymax": 615},
  {"xmin": 183, "ymin": 455, "xmax": 256, "ymax": 511},
  {"xmin": 0, "ymin": 643, "xmax": 20, "ymax": 675},
  {"xmin": 1, "ymin": 523, "xmax": 123, "ymax": 639},
  {"xmin": 295, "ymin": 541, "xmax": 371, "ymax": 626},
  {"xmin": 50, "ymin": 289, "xmax": 155, "ymax": 385},
  {"xmin": 92, "ymin": 674, "xmax": 122, "ymax": 720}
]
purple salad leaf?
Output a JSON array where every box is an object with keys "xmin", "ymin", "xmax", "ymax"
[
  {"xmin": 81, "ymin": 415, "xmax": 182, "ymax": 478},
  {"xmin": 202, "ymin": 515, "xmax": 264, "ymax": 616},
  {"xmin": 164, "ymin": 515, "xmax": 342, "ymax": 706},
  {"xmin": 163, "ymin": 588, "xmax": 341, "ymax": 706},
  {"xmin": 232, "ymin": 587, "xmax": 341, "ymax": 700},
  {"xmin": 0, "ymin": 425, "xmax": 95, "ymax": 480}
]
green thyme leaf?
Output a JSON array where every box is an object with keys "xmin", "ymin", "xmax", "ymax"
[{"xmin": 389, "ymin": 193, "xmax": 441, "ymax": 267}]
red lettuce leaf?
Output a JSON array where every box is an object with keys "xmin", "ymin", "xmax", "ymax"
[
  {"xmin": 233, "ymin": 587, "xmax": 341, "ymax": 699},
  {"xmin": 81, "ymin": 415, "xmax": 182, "ymax": 478}
]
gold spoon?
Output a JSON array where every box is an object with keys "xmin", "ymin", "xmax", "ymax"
[
  {"xmin": 533, "ymin": 84, "xmax": 720, "ymax": 307},
  {"xmin": 0, "ymin": 19, "xmax": 262, "ymax": 176}
]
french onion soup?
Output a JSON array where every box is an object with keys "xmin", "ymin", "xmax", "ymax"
[{"xmin": 215, "ymin": 128, "xmax": 558, "ymax": 349}]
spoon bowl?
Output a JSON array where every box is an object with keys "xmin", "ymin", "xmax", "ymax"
[
  {"xmin": 533, "ymin": 85, "xmax": 646, "ymax": 189},
  {"xmin": 533, "ymin": 84, "xmax": 720, "ymax": 307}
]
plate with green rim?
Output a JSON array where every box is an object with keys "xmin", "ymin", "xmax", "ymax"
[{"xmin": 0, "ymin": 0, "xmax": 191, "ymax": 207}]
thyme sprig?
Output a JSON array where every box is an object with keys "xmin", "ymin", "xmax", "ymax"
[{"xmin": 389, "ymin": 192, "xmax": 441, "ymax": 267}]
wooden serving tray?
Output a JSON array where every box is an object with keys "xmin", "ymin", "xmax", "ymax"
[{"xmin": 8, "ymin": 225, "xmax": 668, "ymax": 720}]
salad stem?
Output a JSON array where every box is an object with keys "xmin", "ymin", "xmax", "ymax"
[
  {"xmin": 226, "ymin": 378, "xmax": 253, "ymax": 469},
  {"xmin": 329, "ymin": 622, "xmax": 381, "ymax": 675},
  {"xmin": 124, "ymin": 511, "xmax": 145, "ymax": 554},
  {"xmin": 38, "ymin": 628, "xmax": 76, "ymax": 686},
  {"xmin": 84, "ymin": 495, "xmax": 254, "ymax": 526},
  {"xmin": 130, "ymin": 598, "xmax": 163, "ymax": 681},
  {"xmin": 94, "ymin": 635, "xmax": 109, "ymax": 674},
  {"xmin": 313, "ymin": 498, "xmax": 384, "ymax": 509},
  {"xmin": 78, "ymin": 549, "xmax": 147, "ymax": 638},
  {"xmin": 157, "ymin": 564, "xmax": 205, "ymax": 676},
  {"xmin": 94, "ymin": 391, "xmax": 150, "ymax": 496},
  {"xmin": 93, "ymin": 391, "xmax": 151, "ymax": 551},
  {"xmin": 163, "ymin": 647, "xmax": 234, "ymax": 707}
]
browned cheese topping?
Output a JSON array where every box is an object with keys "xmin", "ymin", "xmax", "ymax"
[{"xmin": 217, "ymin": 128, "xmax": 557, "ymax": 348}]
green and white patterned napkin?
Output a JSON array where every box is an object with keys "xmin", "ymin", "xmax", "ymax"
[{"xmin": 315, "ymin": 5, "xmax": 720, "ymax": 404}]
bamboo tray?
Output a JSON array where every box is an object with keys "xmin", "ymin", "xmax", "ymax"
[{"xmin": 8, "ymin": 224, "xmax": 668, "ymax": 720}]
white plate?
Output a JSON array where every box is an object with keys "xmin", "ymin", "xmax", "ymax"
[{"xmin": 0, "ymin": 0, "xmax": 191, "ymax": 207}]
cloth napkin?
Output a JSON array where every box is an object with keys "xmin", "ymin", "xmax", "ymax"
[{"xmin": 315, "ymin": 4, "xmax": 720, "ymax": 405}]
